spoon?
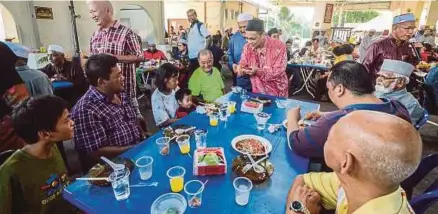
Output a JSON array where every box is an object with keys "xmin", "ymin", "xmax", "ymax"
[
  {"xmin": 189, "ymin": 179, "xmax": 209, "ymax": 202},
  {"xmin": 242, "ymin": 155, "xmax": 268, "ymax": 174},
  {"xmin": 131, "ymin": 182, "xmax": 159, "ymax": 187},
  {"xmin": 244, "ymin": 154, "xmax": 265, "ymax": 174},
  {"xmin": 76, "ymin": 177, "xmax": 109, "ymax": 181},
  {"xmin": 100, "ymin": 156, "xmax": 125, "ymax": 171}
]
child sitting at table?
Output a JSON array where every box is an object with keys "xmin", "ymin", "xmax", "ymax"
[
  {"xmin": 333, "ymin": 44, "xmax": 354, "ymax": 65},
  {"xmin": 175, "ymin": 88, "xmax": 195, "ymax": 118}
]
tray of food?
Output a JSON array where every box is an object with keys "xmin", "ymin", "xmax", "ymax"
[
  {"xmin": 249, "ymin": 97, "xmax": 272, "ymax": 106},
  {"xmin": 232, "ymin": 154, "xmax": 274, "ymax": 183},
  {"xmin": 193, "ymin": 147, "xmax": 227, "ymax": 176},
  {"xmin": 241, "ymin": 100, "xmax": 263, "ymax": 114},
  {"xmin": 87, "ymin": 157, "xmax": 135, "ymax": 186},
  {"xmin": 231, "ymin": 135, "xmax": 272, "ymax": 156}
]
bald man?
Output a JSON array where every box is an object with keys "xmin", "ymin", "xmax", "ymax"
[
  {"xmin": 285, "ymin": 111, "xmax": 421, "ymax": 214},
  {"xmin": 87, "ymin": 0, "xmax": 144, "ymax": 116}
]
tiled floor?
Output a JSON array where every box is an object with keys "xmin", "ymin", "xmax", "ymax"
[{"xmin": 63, "ymin": 69, "xmax": 438, "ymax": 213}]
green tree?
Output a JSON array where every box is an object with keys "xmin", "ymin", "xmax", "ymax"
[
  {"xmin": 266, "ymin": 6, "xmax": 307, "ymax": 40},
  {"xmin": 333, "ymin": 11, "xmax": 379, "ymax": 24}
]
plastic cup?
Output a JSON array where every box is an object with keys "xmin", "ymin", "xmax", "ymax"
[
  {"xmin": 136, "ymin": 156, "xmax": 153, "ymax": 180},
  {"xmin": 209, "ymin": 113, "xmax": 219, "ymax": 127},
  {"xmin": 156, "ymin": 137, "xmax": 170, "ymax": 156},
  {"xmin": 219, "ymin": 104, "xmax": 228, "ymax": 121},
  {"xmin": 254, "ymin": 112, "xmax": 271, "ymax": 130},
  {"xmin": 184, "ymin": 180, "xmax": 205, "ymax": 208},
  {"xmin": 167, "ymin": 166, "xmax": 186, "ymax": 192},
  {"xmin": 240, "ymin": 89, "xmax": 248, "ymax": 100},
  {"xmin": 194, "ymin": 129, "xmax": 208, "ymax": 149},
  {"xmin": 233, "ymin": 177, "xmax": 253, "ymax": 206},
  {"xmin": 227, "ymin": 101, "xmax": 236, "ymax": 114},
  {"xmin": 108, "ymin": 168, "xmax": 131, "ymax": 201},
  {"xmin": 176, "ymin": 135, "xmax": 191, "ymax": 155}
]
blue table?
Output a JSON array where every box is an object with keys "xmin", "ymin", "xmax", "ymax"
[
  {"xmin": 63, "ymin": 93, "xmax": 320, "ymax": 214},
  {"xmin": 287, "ymin": 63, "xmax": 329, "ymax": 98},
  {"xmin": 52, "ymin": 81, "xmax": 73, "ymax": 90}
]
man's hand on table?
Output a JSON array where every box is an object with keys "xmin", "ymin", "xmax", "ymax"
[
  {"xmin": 303, "ymin": 111, "xmax": 324, "ymax": 121},
  {"xmin": 289, "ymin": 185, "xmax": 322, "ymax": 214}
]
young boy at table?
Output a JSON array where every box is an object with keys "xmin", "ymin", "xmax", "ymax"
[
  {"xmin": 0, "ymin": 95, "xmax": 78, "ymax": 214},
  {"xmin": 175, "ymin": 88, "xmax": 195, "ymax": 118}
]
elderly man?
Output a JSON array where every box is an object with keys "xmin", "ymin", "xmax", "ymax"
[
  {"xmin": 268, "ymin": 28, "xmax": 280, "ymax": 40},
  {"xmin": 41, "ymin": 44, "xmax": 88, "ymax": 98},
  {"xmin": 186, "ymin": 9, "xmax": 211, "ymax": 76},
  {"xmin": 285, "ymin": 111, "xmax": 421, "ymax": 214},
  {"xmin": 188, "ymin": 49, "xmax": 225, "ymax": 103},
  {"xmin": 5, "ymin": 42, "xmax": 53, "ymax": 97},
  {"xmin": 71, "ymin": 54, "xmax": 142, "ymax": 170},
  {"xmin": 362, "ymin": 13, "xmax": 419, "ymax": 79},
  {"xmin": 419, "ymin": 28, "xmax": 436, "ymax": 47},
  {"xmin": 228, "ymin": 13, "xmax": 253, "ymax": 91},
  {"xmin": 87, "ymin": 0, "xmax": 144, "ymax": 118},
  {"xmin": 375, "ymin": 59, "xmax": 426, "ymax": 125},
  {"xmin": 287, "ymin": 61, "xmax": 411, "ymax": 158},
  {"xmin": 358, "ymin": 29, "xmax": 376, "ymax": 62},
  {"xmin": 238, "ymin": 19, "xmax": 288, "ymax": 97}
]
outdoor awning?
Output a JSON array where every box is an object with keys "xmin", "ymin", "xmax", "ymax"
[{"xmin": 354, "ymin": 11, "xmax": 393, "ymax": 32}]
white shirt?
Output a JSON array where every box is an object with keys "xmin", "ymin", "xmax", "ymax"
[{"xmin": 187, "ymin": 21, "xmax": 210, "ymax": 59}]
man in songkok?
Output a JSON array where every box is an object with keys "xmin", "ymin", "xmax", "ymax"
[
  {"xmin": 375, "ymin": 59, "xmax": 426, "ymax": 126},
  {"xmin": 237, "ymin": 19, "xmax": 288, "ymax": 97},
  {"xmin": 362, "ymin": 13, "xmax": 419, "ymax": 81},
  {"xmin": 228, "ymin": 13, "xmax": 253, "ymax": 91}
]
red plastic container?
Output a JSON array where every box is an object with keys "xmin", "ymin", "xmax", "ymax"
[{"xmin": 193, "ymin": 147, "xmax": 227, "ymax": 176}]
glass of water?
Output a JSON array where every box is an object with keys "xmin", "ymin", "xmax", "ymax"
[
  {"xmin": 136, "ymin": 156, "xmax": 153, "ymax": 180},
  {"xmin": 219, "ymin": 104, "xmax": 228, "ymax": 121},
  {"xmin": 194, "ymin": 129, "xmax": 208, "ymax": 149},
  {"xmin": 240, "ymin": 89, "xmax": 249, "ymax": 100},
  {"xmin": 233, "ymin": 177, "xmax": 253, "ymax": 206},
  {"xmin": 108, "ymin": 168, "xmax": 131, "ymax": 201},
  {"xmin": 254, "ymin": 112, "xmax": 271, "ymax": 130}
]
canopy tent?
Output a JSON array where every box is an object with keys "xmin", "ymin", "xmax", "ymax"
[{"xmin": 354, "ymin": 11, "xmax": 393, "ymax": 32}]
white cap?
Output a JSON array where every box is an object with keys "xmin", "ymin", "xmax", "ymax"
[
  {"xmin": 4, "ymin": 42, "xmax": 30, "ymax": 59},
  {"xmin": 379, "ymin": 59, "xmax": 414, "ymax": 77},
  {"xmin": 237, "ymin": 13, "xmax": 253, "ymax": 22},
  {"xmin": 48, "ymin": 44, "xmax": 64, "ymax": 54}
]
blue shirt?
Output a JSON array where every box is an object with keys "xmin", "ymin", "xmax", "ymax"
[
  {"xmin": 227, "ymin": 32, "xmax": 251, "ymax": 91},
  {"xmin": 16, "ymin": 65, "xmax": 53, "ymax": 97},
  {"xmin": 426, "ymin": 66, "xmax": 438, "ymax": 105},
  {"xmin": 187, "ymin": 21, "xmax": 210, "ymax": 59}
]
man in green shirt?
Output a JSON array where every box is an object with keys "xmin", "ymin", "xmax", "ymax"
[
  {"xmin": 189, "ymin": 49, "xmax": 225, "ymax": 103},
  {"xmin": 0, "ymin": 95, "xmax": 78, "ymax": 214}
]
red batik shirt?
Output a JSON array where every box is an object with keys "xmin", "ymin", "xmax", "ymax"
[
  {"xmin": 239, "ymin": 36, "xmax": 288, "ymax": 97},
  {"xmin": 90, "ymin": 21, "xmax": 143, "ymax": 98}
]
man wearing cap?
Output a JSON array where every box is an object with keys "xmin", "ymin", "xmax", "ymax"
[
  {"xmin": 358, "ymin": 29, "xmax": 376, "ymax": 62},
  {"xmin": 238, "ymin": 19, "xmax": 288, "ymax": 97},
  {"xmin": 362, "ymin": 13, "xmax": 419, "ymax": 80},
  {"xmin": 5, "ymin": 42, "xmax": 53, "ymax": 97},
  {"xmin": 41, "ymin": 44, "xmax": 88, "ymax": 100},
  {"xmin": 268, "ymin": 28, "xmax": 280, "ymax": 40},
  {"xmin": 143, "ymin": 41, "xmax": 167, "ymax": 61},
  {"xmin": 228, "ymin": 13, "xmax": 253, "ymax": 91},
  {"xmin": 375, "ymin": 59, "xmax": 426, "ymax": 125}
]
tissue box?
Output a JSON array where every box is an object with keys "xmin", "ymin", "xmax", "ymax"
[
  {"xmin": 193, "ymin": 147, "xmax": 227, "ymax": 176},
  {"xmin": 241, "ymin": 100, "xmax": 263, "ymax": 114}
]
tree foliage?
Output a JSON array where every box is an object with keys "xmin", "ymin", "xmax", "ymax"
[
  {"xmin": 266, "ymin": 6, "xmax": 310, "ymax": 40},
  {"xmin": 333, "ymin": 11, "xmax": 379, "ymax": 24}
]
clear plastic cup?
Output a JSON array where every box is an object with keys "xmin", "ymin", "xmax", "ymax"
[
  {"xmin": 184, "ymin": 180, "xmax": 205, "ymax": 208},
  {"xmin": 240, "ymin": 89, "xmax": 249, "ymax": 100},
  {"xmin": 227, "ymin": 101, "xmax": 236, "ymax": 114},
  {"xmin": 136, "ymin": 156, "xmax": 153, "ymax": 180},
  {"xmin": 254, "ymin": 112, "xmax": 271, "ymax": 130},
  {"xmin": 156, "ymin": 137, "xmax": 170, "ymax": 156},
  {"xmin": 209, "ymin": 113, "xmax": 219, "ymax": 127},
  {"xmin": 176, "ymin": 135, "xmax": 191, "ymax": 155},
  {"xmin": 167, "ymin": 166, "xmax": 186, "ymax": 192},
  {"xmin": 233, "ymin": 177, "xmax": 253, "ymax": 206},
  {"xmin": 194, "ymin": 129, "xmax": 208, "ymax": 149},
  {"xmin": 108, "ymin": 168, "xmax": 131, "ymax": 201},
  {"xmin": 219, "ymin": 104, "xmax": 228, "ymax": 121}
]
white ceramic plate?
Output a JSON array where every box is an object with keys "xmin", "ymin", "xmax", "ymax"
[
  {"xmin": 150, "ymin": 193, "xmax": 187, "ymax": 214},
  {"xmin": 231, "ymin": 135, "xmax": 272, "ymax": 156}
]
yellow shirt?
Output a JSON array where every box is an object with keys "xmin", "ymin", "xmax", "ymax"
[{"xmin": 303, "ymin": 172, "xmax": 415, "ymax": 214}]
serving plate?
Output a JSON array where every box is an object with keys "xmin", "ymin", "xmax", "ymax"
[
  {"xmin": 231, "ymin": 135, "xmax": 272, "ymax": 156},
  {"xmin": 150, "ymin": 193, "xmax": 187, "ymax": 214}
]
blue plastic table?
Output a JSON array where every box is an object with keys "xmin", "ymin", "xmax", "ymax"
[
  {"xmin": 52, "ymin": 81, "xmax": 74, "ymax": 90},
  {"xmin": 63, "ymin": 92, "xmax": 320, "ymax": 214}
]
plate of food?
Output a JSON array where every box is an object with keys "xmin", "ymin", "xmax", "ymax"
[
  {"xmin": 231, "ymin": 135, "xmax": 272, "ymax": 156},
  {"xmin": 150, "ymin": 193, "xmax": 187, "ymax": 214},
  {"xmin": 87, "ymin": 158, "xmax": 135, "ymax": 186},
  {"xmin": 250, "ymin": 97, "xmax": 272, "ymax": 106},
  {"xmin": 163, "ymin": 125, "xmax": 196, "ymax": 140},
  {"xmin": 282, "ymin": 119, "xmax": 316, "ymax": 129},
  {"xmin": 232, "ymin": 154, "xmax": 274, "ymax": 183}
]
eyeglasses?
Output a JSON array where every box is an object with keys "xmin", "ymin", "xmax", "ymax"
[{"xmin": 377, "ymin": 74, "xmax": 400, "ymax": 80}]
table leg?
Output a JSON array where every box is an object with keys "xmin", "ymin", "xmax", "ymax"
[
  {"xmin": 303, "ymin": 68, "xmax": 315, "ymax": 98},
  {"xmin": 293, "ymin": 67, "xmax": 315, "ymax": 98}
]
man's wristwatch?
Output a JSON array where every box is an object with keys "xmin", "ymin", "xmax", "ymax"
[{"xmin": 289, "ymin": 200, "xmax": 311, "ymax": 214}]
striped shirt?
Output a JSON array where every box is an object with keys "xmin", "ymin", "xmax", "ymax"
[
  {"xmin": 89, "ymin": 21, "xmax": 143, "ymax": 98},
  {"xmin": 71, "ymin": 87, "xmax": 141, "ymax": 153},
  {"xmin": 288, "ymin": 99, "xmax": 411, "ymax": 158}
]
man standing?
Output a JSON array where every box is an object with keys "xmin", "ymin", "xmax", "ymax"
[
  {"xmin": 419, "ymin": 28, "xmax": 436, "ymax": 47},
  {"xmin": 358, "ymin": 29, "xmax": 376, "ymax": 62},
  {"xmin": 228, "ymin": 13, "xmax": 253, "ymax": 91},
  {"xmin": 362, "ymin": 13, "xmax": 418, "ymax": 79},
  {"xmin": 87, "ymin": 0, "xmax": 144, "ymax": 117},
  {"xmin": 238, "ymin": 19, "xmax": 288, "ymax": 97},
  {"xmin": 375, "ymin": 59, "xmax": 426, "ymax": 125},
  {"xmin": 285, "ymin": 111, "xmax": 421, "ymax": 214},
  {"xmin": 186, "ymin": 9, "xmax": 211, "ymax": 76},
  {"xmin": 268, "ymin": 28, "xmax": 280, "ymax": 40}
]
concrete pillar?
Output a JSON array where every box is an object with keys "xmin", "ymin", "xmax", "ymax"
[
  {"xmin": 312, "ymin": 2, "xmax": 332, "ymax": 31},
  {"xmin": 426, "ymin": 1, "xmax": 438, "ymax": 27},
  {"xmin": 419, "ymin": 1, "xmax": 431, "ymax": 27}
]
